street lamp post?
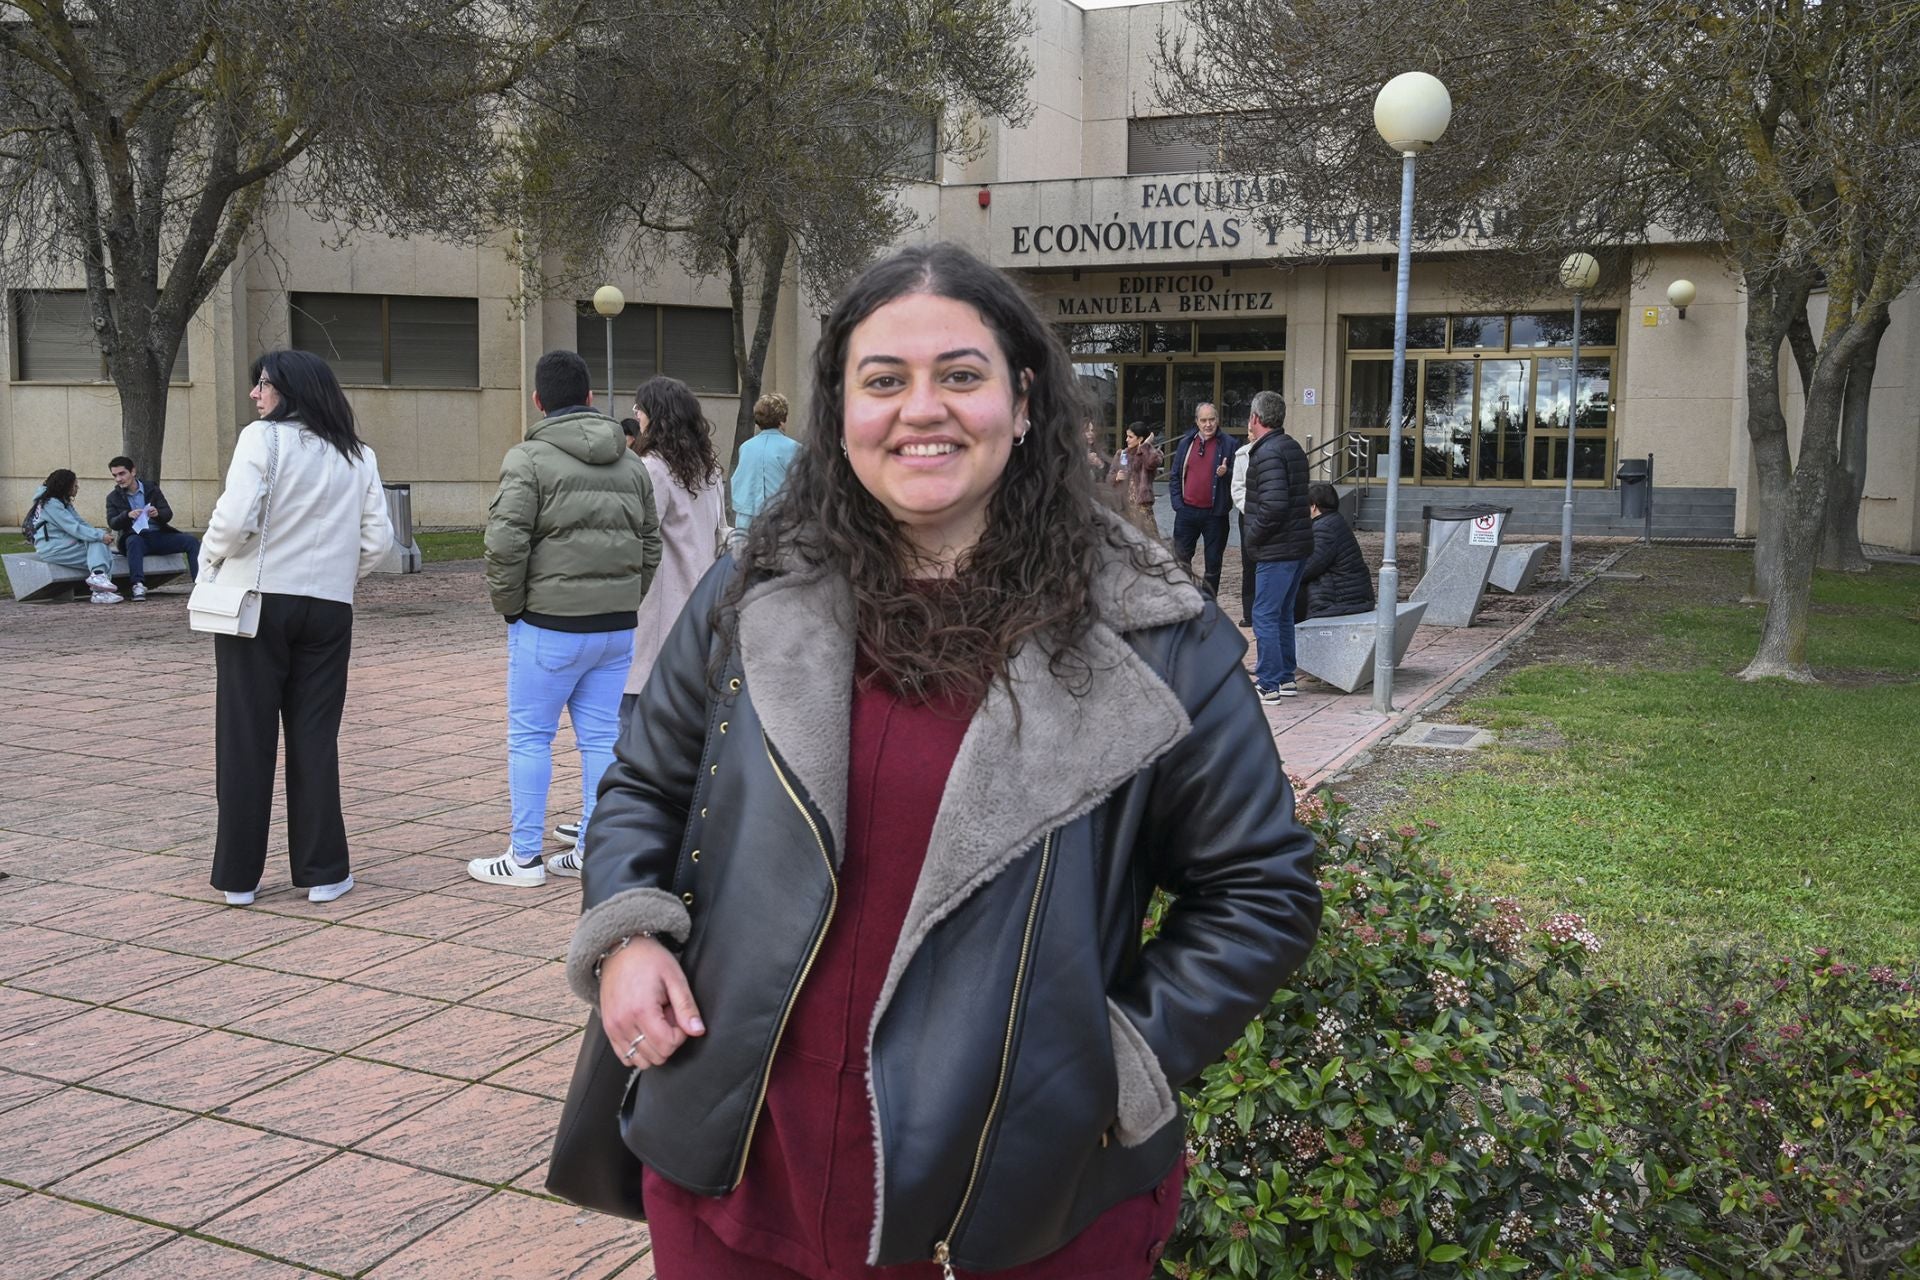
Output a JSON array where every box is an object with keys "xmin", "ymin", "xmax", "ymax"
[
  {"xmin": 1557, "ymin": 253, "xmax": 1599, "ymax": 582},
  {"xmin": 593, "ymin": 284, "xmax": 625, "ymax": 412},
  {"xmin": 1370, "ymin": 71, "xmax": 1452, "ymax": 715}
]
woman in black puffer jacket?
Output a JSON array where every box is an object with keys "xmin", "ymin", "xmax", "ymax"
[{"xmin": 1297, "ymin": 482, "xmax": 1376, "ymax": 620}]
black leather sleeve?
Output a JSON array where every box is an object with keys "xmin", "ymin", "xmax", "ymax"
[
  {"xmin": 581, "ymin": 560, "xmax": 734, "ymax": 915},
  {"xmin": 105, "ymin": 488, "xmax": 132, "ymax": 536},
  {"xmin": 1109, "ymin": 604, "xmax": 1322, "ymax": 1089}
]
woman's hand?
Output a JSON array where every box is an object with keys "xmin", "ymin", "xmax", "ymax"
[{"xmin": 599, "ymin": 936, "xmax": 706, "ymax": 1069}]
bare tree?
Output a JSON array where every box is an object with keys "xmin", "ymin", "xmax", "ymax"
[
  {"xmin": 1158, "ymin": 0, "xmax": 1920, "ymax": 681},
  {"xmin": 0, "ymin": 0, "xmax": 582, "ymax": 483},
  {"xmin": 503, "ymin": 0, "xmax": 1033, "ymax": 458}
]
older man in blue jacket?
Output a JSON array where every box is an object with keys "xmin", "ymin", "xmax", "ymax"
[{"xmin": 1166, "ymin": 401, "xmax": 1239, "ymax": 597}]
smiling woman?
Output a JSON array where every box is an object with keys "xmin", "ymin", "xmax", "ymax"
[{"xmin": 563, "ymin": 242, "xmax": 1322, "ymax": 1279}]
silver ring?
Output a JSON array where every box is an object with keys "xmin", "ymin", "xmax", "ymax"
[{"xmin": 625, "ymin": 1033, "xmax": 646, "ymax": 1056}]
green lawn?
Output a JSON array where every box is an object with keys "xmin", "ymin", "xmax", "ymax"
[
  {"xmin": 416, "ymin": 529, "xmax": 486, "ymax": 562},
  {"xmin": 0, "ymin": 528, "xmax": 485, "ymax": 597},
  {"xmin": 1384, "ymin": 547, "xmax": 1920, "ymax": 974}
]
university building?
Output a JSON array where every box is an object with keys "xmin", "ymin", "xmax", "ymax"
[{"xmin": 5, "ymin": 0, "xmax": 1915, "ymax": 551}]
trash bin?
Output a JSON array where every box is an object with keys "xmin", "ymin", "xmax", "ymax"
[
  {"xmin": 1616, "ymin": 455, "xmax": 1652, "ymax": 521},
  {"xmin": 381, "ymin": 483, "xmax": 424, "ymax": 574},
  {"xmin": 1420, "ymin": 503, "xmax": 1512, "ymax": 576}
]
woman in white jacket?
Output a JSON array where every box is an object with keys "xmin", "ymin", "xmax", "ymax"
[{"xmin": 202, "ymin": 349, "xmax": 392, "ymax": 907}]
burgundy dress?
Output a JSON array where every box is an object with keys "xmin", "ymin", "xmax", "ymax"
[{"xmin": 644, "ymin": 669, "xmax": 1182, "ymax": 1279}]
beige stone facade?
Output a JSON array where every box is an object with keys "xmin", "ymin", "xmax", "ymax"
[{"xmin": 4, "ymin": 0, "xmax": 1913, "ymax": 549}]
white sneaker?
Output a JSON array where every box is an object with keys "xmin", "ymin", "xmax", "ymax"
[
  {"xmin": 307, "ymin": 875, "xmax": 354, "ymax": 903},
  {"xmin": 224, "ymin": 888, "xmax": 257, "ymax": 906},
  {"xmin": 84, "ymin": 570, "xmax": 114, "ymax": 591},
  {"xmin": 131, "ymin": 583, "xmax": 147, "ymax": 601},
  {"xmin": 467, "ymin": 854, "xmax": 547, "ymax": 887},
  {"xmin": 90, "ymin": 589, "xmax": 124, "ymax": 605},
  {"xmin": 548, "ymin": 848, "xmax": 583, "ymax": 878},
  {"xmin": 555, "ymin": 821, "xmax": 580, "ymax": 844}
]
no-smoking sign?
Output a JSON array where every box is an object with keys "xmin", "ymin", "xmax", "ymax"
[{"xmin": 1468, "ymin": 513, "xmax": 1503, "ymax": 546}]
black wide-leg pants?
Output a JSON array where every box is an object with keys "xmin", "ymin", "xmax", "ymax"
[{"xmin": 212, "ymin": 593, "xmax": 354, "ymax": 892}]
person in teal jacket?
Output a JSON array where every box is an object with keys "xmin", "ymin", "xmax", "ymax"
[
  {"xmin": 27, "ymin": 469, "xmax": 122, "ymax": 603},
  {"xmin": 729, "ymin": 391, "xmax": 801, "ymax": 536}
]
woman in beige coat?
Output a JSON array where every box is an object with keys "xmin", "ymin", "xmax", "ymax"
[{"xmin": 625, "ymin": 375, "xmax": 728, "ymax": 706}]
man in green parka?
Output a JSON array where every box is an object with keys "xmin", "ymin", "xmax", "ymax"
[{"xmin": 474, "ymin": 349, "xmax": 662, "ymax": 889}]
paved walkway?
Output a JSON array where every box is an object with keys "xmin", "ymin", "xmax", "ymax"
[{"xmin": 0, "ymin": 553, "xmax": 1555, "ymax": 1278}]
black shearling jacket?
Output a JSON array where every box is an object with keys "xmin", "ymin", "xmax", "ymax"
[{"xmin": 568, "ymin": 517, "xmax": 1321, "ymax": 1272}]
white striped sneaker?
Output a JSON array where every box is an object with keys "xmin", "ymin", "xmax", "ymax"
[
  {"xmin": 548, "ymin": 848, "xmax": 583, "ymax": 878},
  {"xmin": 467, "ymin": 853, "xmax": 547, "ymax": 887}
]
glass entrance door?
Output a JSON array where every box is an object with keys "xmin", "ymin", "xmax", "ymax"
[
  {"xmin": 1421, "ymin": 360, "xmax": 1475, "ymax": 481},
  {"xmin": 1473, "ymin": 359, "xmax": 1529, "ymax": 482},
  {"xmin": 1172, "ymin": 363, "xmax": 1216, "ymax": 439}
]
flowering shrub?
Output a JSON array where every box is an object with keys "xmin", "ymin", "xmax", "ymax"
[
  {"xmin": 1577, "ymin": 949, "xmax": 1920, "ymax": 1279},
  {"xmin": 1161, "ymin": 790, "xmax": 1649, "ymax": 1280}
]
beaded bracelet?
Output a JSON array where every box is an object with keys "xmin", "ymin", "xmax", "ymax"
[{"xmin": 593, "ymin": 931, "xmax": 654, "ymax": 981}]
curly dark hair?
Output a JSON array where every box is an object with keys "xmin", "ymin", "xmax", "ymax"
[
  {"xmin": 723, "ymin": 242, "xmax": 1172, "ymax": 704},
  {"xmin": 633, "ymin": 375, "xmax": 721, "ymax": 493}
]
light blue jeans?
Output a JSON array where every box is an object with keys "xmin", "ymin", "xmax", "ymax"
[{"xmin": 506, "ymin": 621, "xmax": 633, "ymax": 862}]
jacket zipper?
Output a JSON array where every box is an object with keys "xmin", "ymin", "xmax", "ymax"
[
  {"xmin": 932, "ymin": 832, "xmax": 1053, "ymax": 1278},
  {"xmin": 735, "ymin": 734, "xmax": 839, "ymax": 1188}
]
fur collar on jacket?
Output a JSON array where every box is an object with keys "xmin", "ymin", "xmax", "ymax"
[{"xmin": 734, "ymin": 508, "xmax": 1206, "ymax": 1016}]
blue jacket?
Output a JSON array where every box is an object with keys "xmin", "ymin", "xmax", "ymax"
[
  {"xmin": 730, "ymin": 429, "xmax": 801, "ymax": 532},
  {"xmin": 29, "ymin": 487, "xmax": 108, "ymax": 561},
  {"xmin": 1167, "ymin": 429, "xmax": 1241, "ymax": 519}
]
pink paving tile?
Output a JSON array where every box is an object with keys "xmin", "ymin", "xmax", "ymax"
[
  {"xmin": 67, "ymin": 891, "xmax": 222, "ymax": 944},
  {"xmin": 12, "ymin": 942, "xmax": 212, "ymax": 1004},
  {"xmin": 0, "ymin": 1066, "xmax": 59, "ymax": 1114},
  {"xmin": 0, "ymin": 1005, "xmax": 202, "ymax": 1083},
  {"xmin": 0, "ymin": 1193, "xmax": 174, "ymax": 1280},
  {"xmin": 0, "ymin": 881, "xmax": 119, "ymax": 926},
  {"xmin": 367, "ymin": 1188, "xmax": 652, "ymax": 1280},
  {"xmin": 242, "ymin": 924, "xmax": 430, "ymax": 979},
  {"xmin": 0, "ymin": 925, "xmax": 101, "ymax": 981},
  {"xmin": 358, "ymin": 1003, "xmax": 571, "ymax": 1079},
  {"xmin": 50, "ymin": 1117, "xmax": 329, "ymax": 1228},
  {"xmin": 0, "ymin": 1087, "xmax": 185, "ymax": 1185},
  {"xmin": 116, "ymin": 962, "xmax": 326, "ymax": 1027},
  {"xmin": 225, "ymin": 1056, "xmax": 462, "ymax": 1145},
  {"xmin": 139, "ymin": 906, "xmax": 324, "ymax": 961},
  {"xmin": 201, "ymin": 1152, "xmax": 488, "ymax": 1274},
  {"xmin": 248, "ymin": 879, "xmax": 418, "ymax": 923},
  {"xmin": 89, "ymin": 1029, "xmax": 327, "ymax": 1112},
  {"xmin": 447, "ymin": 907, "xmax": 574, "ymax": 960},
  {"xmin": 98, "ymin": 1235, "xmax": 317, "ymax": 1279},
  {"xmin": 357, "ymin": 1084, "xmax": 561, "ymax": 1182},
  {"xmin": 357, "ymin": 853, "xmax": 477, "ymax": 892},
  {"xmin": 466, "ymin": 960, "xmax": 581, "ymax": 1024},
  {"xmin": 347, "ymin": 940, "xmax": 539, "ymax": 1001},
  {"xmin": 485, "ymin": 1030, "xmax": 583, "ymax": 1100},
  {"xmin": 64, "ymin": 853, "xmax": 214, "ymax": 894},
  {"xmin": 347, "ymin": 891, "xmax": 518, "ymax": 941},
  {"xmin": 228, "ymin": 983, "xmax": 441, "ymax": 1053}
]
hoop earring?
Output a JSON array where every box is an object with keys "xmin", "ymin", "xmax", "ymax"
[
  {"xmin": 1015, "ymin": 418, "xmax": 1029, "ymax": 446},
  {"xmin": 840, "ymin": 437, "xmax": 848, "ymax": 456}
]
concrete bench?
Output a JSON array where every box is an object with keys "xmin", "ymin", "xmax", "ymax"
[
  {"xmin": 3, "ymin": 552, "xmax": 189, "ymax": 603},
  {"xmin": 1488, "ymin": 542, "xmax": 1549, "ymax": 594},
  {"xmin": 1295, "ymin": 601, "xmax": 1427, "ymax": 693}
]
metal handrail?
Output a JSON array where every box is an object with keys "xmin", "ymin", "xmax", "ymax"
[{"xmin": 1304, "ymin": 431, "xmax": 1373, "ymax": 487}]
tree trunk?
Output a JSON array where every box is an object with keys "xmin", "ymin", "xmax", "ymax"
[
  {"xmin": 1815, "ymin": 310, "xmax": 1887, "ymax": 572},
  {"xmin": 113, "ymin": 353, "xmax": 172, "ymax": 488},
  {"xmin": 1742, "ymin": 296, "xmax": 1799, "ymax": 604},
  {"xmin": 1739, "ymin": 320, "xmax": 1860, "ymax": 681},
  {"xmin": 726, "ymin": 231, "xmax": 790, "ymax": 473}
]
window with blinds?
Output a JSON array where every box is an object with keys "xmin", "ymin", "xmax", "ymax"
[
  {"xmin": 1127, "ymin": 115, "xmax": 1228, "ymax": 175},
  {"xmin": 11, "ymin": 290, "xmax": 189, "ymax": 382},
  {"xmin": 290, "ymin": 293, "xmax": 480, "ymax": 387},
  {"xmin": 574, "ymin": 303, "xmax": 738, "ymax": 397}
]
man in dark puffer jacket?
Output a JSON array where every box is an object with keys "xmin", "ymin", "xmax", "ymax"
[
  {"xmin": 1298, "ymin": 482, "xmax": 1376, "ymax": 621},
  {"xmin": 1239, "ymin": 389, "xmax": 1312, "ymax": 700}
]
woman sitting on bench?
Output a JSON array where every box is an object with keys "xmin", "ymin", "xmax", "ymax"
[
  {"xmin": 27, "ymin": 469, "xmax": 122, "ymax": 604},
  {"xmin": 1297, "ymin": 481, "xmax": 1374, "ymax": 621}
]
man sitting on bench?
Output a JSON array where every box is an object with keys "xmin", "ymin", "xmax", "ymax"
[{"xmin": 106, "ymin": 456, "xmax": 200, "ymax": 600}]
